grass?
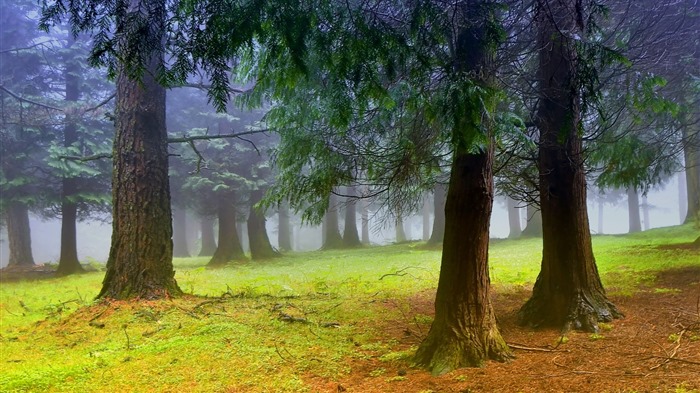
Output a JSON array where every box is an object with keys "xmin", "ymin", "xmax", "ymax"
[{"xmin": 0, "ymin": 224, "xmax": 698, "ymax": 392}]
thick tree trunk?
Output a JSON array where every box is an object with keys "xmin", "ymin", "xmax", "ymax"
[
  {"xmin": 199, "ymin": 215, "xmax": 217, "ymax": 256},
  {"xmin": 57, "ymin": 36, "xmax": 84, "ymax": 276},
  {"xmin": 322, "ymin": 192, "xmax": 344, "ymax": 249},
  {"xmin": 248, "ymin": 190, "xmax": 281, "ymax": 260},
  {"xmin": 521, "ymin": 203, "xmax": 542, "ymax": 237},
  {"xmin": 414, "ymin": 2, "xmax": 511, "ymax": 374},
  {"xmin": 423, "ymin": 192, "xmax": 431, "ymax": 241},
  {"xmin": 627, "ymin": 187, "xmax": 641, "ymax": 233},
  {"xmin": 278, "ymin": 200, "xmax": 293, "ymax": 251},
  {"xmin": 428, "ymin": 183, "xmax": 446, "ymax": 245},
  {"xmin": 208, "ymin": 195, "xmax": 245, "ymax": 267},
  {"xmin": 507, "ymin": 197, "xmax": 522, "ymax": 239},
  {"xmin": 682, "ymin": 120, "xmax": 700, "ymax": 224},
  {"xmin": 172, "ymin": 206, "xmax": 191, "ymax": 258},
  {"xmin": 5, "ymin": 202, "xmax": 36, "ymax": 268},
  {"xmin": 518, "ymin": 0, "xmax": 620, "ymax": 332},
  {"xmin": 98, "ymin": 3, "xmax": 181, "ymax": 299},
  {"xmin": 342, "ymin": 186, "xmax": 362, "ymax": 247}
]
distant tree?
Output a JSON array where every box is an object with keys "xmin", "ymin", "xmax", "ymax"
[
  {"xmin": 277, "ymin": 200, "xmax": 293, "ymax": 252},
  {"xmin": 342, "ymin": 186, "xmax": 362, "ymax": 247},
  {"xmin": 248, "ymin": 189, "xmax": 281, "ymax": 260}
]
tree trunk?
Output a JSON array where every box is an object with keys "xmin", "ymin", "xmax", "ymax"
[
  {"xmin": 98, "ymin": 2, "xmax": 181, "ymax": 299},
  {"xmin": 208, "ymin": 195, "xmax": 245, "ymax": 267},
  {"xmin": 521, "ymin": 203, "xmax": 542, "ymax": 237},
  {"xmin": 679, "ymin": 172, "xmax": 687, "ymax": 223},
  {"xmin": 5, "ymin": 201, "xmax": 35, "ymax": 268},
  {"xmin": 627, "ymin": 187, "xmax": 641, "ymax": 233},
  {"xmin": 172, "ymin": 206, "xmax": 191, "ymax": 258},
  {"xmin": 428, "ymin": 183, "xmax": 446, "ymax": 245},
  {"xmin": 507, "ymin": 197, "xmax": 522, "ymax": 239},
  {"xmin": 278, "ymin": 200, "xmax": 293, "ymax": 251},
  {"xmin": 199, "ymin": 215, "xmax": 217, "ymax": 256},
  {"xmin": 423, "ymin": 192, "xmax": 431, "ymax": 241},
  {"xmin": 322, "ymin": 192, "xmax": 344, "ymax": 249},
  {"xmin": 342, "ymin": 186, "xmax": 362, "ymax": 247},
  {"xmin": 642, "ymin": 195, "xmax": 650, "ymax": 231},
  {"xmin": 682, "ymin": 117, "xmax": 700, "ymax": 224},
  {"xmin": 57, "ymin": 37, "xmax": 84, "ymax": 276},
  {"xmin": 361, "ymin": 197, "xmax": 370, "ymax": 245},
  {"xmin": 518, "ymin": 0, "xmax": 620, "ymax": 332},
  {"xmin": 248, "ymin": 189, "xmax": 281, "ymax": 260},
  {"xmin": 414, "ymin": 1, "xmax": 511, "ymax": 374},
  {"xmin": 395, "ymin": 216, "xmax": 407, "ymax": 242}
]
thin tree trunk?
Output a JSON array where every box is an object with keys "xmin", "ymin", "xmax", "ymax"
[
  {"xmin": 414, "ymin": 1, "xmax": 511, "ymax": 374},
  {"xmin": 199, "ymin": 215, "xmax": 217, "ymax": 257},
  {"xmin": 422, "ymin": 192, "xmax": 431, "ymax": 241},
  {"xmin": 518, "ymin": 0, "xmax": 620, "ymax": 332},
  {"xmin": 627, "ymin": 187, "xmax": 641, "ymax": 233},
  {"xmin": 57, "ymin": 35, "xmax": 84, "ymax": 275},
  {"xmin": 507, "ymin": 197, "xmax": 522, "ymax": 239},
  {"xmin": 322, "ymin": 192, "xmax": 343, "ymax": 249},
  {"xmin": 395, "ymin": 216, "xmax": 407, "ymax": 243},
  {"xmin": 679, "ymin": 172, "xmax": 687, "ymax": 223},
  {"xmin": 98, "ymin": 2, "xmax": 181, "ymax": 299},
  {"xmin": 682, "ymin": 118, "xmax": 700, "ymax": 224},
  {"xmin": 5, "ymin": 202, "xmax": 35, "ymax": 268},
  {"xmin": 342, "ymin": 186, "xmax": 362, "ymax": 247},
  {"xmin": 208, "ymin": 195, "xmax": 245, "ymax": 267},
  {"xmin": 521, "ymin": 203, "xmax": 542, "ymax": 237},
  {"xmin": 427, "ymin": 183, "xmax": 446, "ymax": 245},
  {"xmin": 248, "ymin": 189, "xmax": 281, "ymax": 260},
  {"xmin": 278, "ymin": 200, "xmax": 293, "ymax": 251},
  {"xmin": 172, "ymin": 206, "xmax": 191, "ymax": 258},
  {"xmin": 361, "ymin": 197, "xmax": 370, "ymax": 245}
]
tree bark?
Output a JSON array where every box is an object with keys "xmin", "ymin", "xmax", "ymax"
[
  {"xmin": 427, "ymin": 183, "xmax": 446, "ymax": 245},
  {"xmin": 518, "ymin": 0, "xmax": 620, "ymax": 332},
  {"xmin": 5, "ymin": 201, "xmax": 36, "ymax": 268},
  {"xmin": 57, "ymin": 36, "xmax": 84, "ymax": 275},
  {"xmin": 521, "ymin": 203, "xmax": 542, "ymax": 237},
  {"xmin": 98, "ymin": 0, "xmax": 181, "ymax": 299},
  {"xmin": 248, "ymin": 189, "xmax": 281, "ymax": 260},
  {"xmin": 198, "ymin": 215, "xmax": 217, "ymax": 256},
  {"xmin": 361, "ymin": 197, "xmax": 370, "ymax": 245},
  {"xmin": 172, "ymin": 206, "xmax": 191, "ymax": 258},
  {"xmin": 414, "ymin": 1, "xmax": 511, "ymax": 374},
  {"xmin": 208, "ymin": 195, "xmax": 245, "ymax": 267},
  {"xmin": 423, "ymin": 192, "xmax": 431, "ymax": 241},
  {"xmin": 395, "ymin": 216, "xmax": 407, "ymax": 242},
  {"xmin": 682, "ymin": 117, "xmax": 700, "ymax": 225},
  {"xmin": 678, "ymin": 172, "xmax": 687, "ymax": 223},
  {"xmin": 278, "ymin": 200, "xmax": 293, "ymax": 251},
  {"xmin": 322, "ymin": 192, "xmax": 344, "ymax": 249},
  {"xmin": 342, "ymin": 186, "xmax": 362, "ymax": 247},
  {"xmin": 627, "ymin": 187, "xmax": 642, "ymax": 233},
  {"xmin": 507, "ymin": 197, "xmax": 522, "ymax": 239}
]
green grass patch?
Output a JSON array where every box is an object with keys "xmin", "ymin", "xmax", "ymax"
[{"xmin": 1, "ymin": 224, "xmax": 697, "ymax": 392}]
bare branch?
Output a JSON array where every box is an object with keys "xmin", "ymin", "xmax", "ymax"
[{"xmin": 0, "ymin": 85, "xmax": 63, "ymax": 111}]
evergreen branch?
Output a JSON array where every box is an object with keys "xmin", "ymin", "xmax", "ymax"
[
  {"xmin": 0, "ymin": 85, "xmax": 63, "ymax": 111},
  {"xmin": 166, "ymin": 130, "xmax": 268, "ymax": 143},
  {"xmin": 0, "ymin": 42, "xmax": 53, "ymax": 54},
  {"xmin": 179, "ymin": 83, "xmax": 252, "ymax": 94},
  {"xmin": 59, "ymin": 153, "xmax": 113, "ymax": 162}
]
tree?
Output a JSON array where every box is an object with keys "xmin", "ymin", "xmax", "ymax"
[
  {"xmin": 208, "ymin": 194, "xmax": 245, "ymax": 266},
  {"xmin": 627, "ymin": 187, "xmax": 642, "ymax": 233},
  {"xmin": 506, "ymin": 196, "xmax": 521, "ymax": 238},
  {"xmin": 342, "ymin": 186, "xmax": 362, "ymax": 247},
  {"xmin": 322, "ymin": 192, "xmax": 344, "ymax": 249},
  {"xmin": 518, "ymin": 0, "xmax": 621, "ymax": 331},
  {"xmin": 199, "ymin": 215, "xmax": 217, "ymax": 256},
  {"xmin": 248, "ymin": 189, "xmax": 281, "ymax": 260},
  {"xmin": 427, "ymin": 183, "xmax": 446, "ymax": 245},
  {"xmin": 277, "ymin": 200, "xmax": 293, "ymax": 251}
]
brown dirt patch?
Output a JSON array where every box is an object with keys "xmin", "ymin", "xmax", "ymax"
[{"xmin": 306, "ymin": 273, "xmax": 700, "ymax": 392}]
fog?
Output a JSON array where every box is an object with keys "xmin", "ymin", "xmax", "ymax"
[{"xmin": 0, "ymin": 173, "xmax": 687, "ymax": 268}]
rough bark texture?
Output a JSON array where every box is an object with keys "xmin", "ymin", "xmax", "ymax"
[
  {"xmin": 428, "ymin": 183, "xmax": 446, "ymax": 245},
  {"xmin": 97, "ymin": 4, "xmax": 181, "ymax": 299},
  {"xmin": 627, "ymin": 187, "xmax": 641, "ymax": 233},
  {"xmin": 57, "ymin": 37, "xmax": 84, "ymax": 276},
  {"xmin": 172, "ymin": 207, "xmax": 191, "ymax": 258},
  {"xmin": 521, "ymin": 203, "xmax": 542, "ymax": 237},
  {"xmin": 342, "ymin": 186, "xmax": 362, "ymax": 247},
  {"xmin": 414, "ymin": 2, "xmax": 511, "ymax": 374},
  {"xmin": 208, "ymin": 196, "xmax": 245, "ymax": 267},
  {"xmin": 248, "ymin": 190, "xmax": 281, "ymax": 260},
  {"xmin": 507, "ymin": 197, "xmax": 522, "ymax": 239},
  {"xmin": 683, "ymin": 120, "xmax": 700, "ymax": 225},
  {"xmin": 278, "ymin": 200, "xmax": 293, "ymax": 251},
  {"xmin": 322, "ymin": 192, "xmax": 344, "ymax": 249},
  {"xmin": 518, "ymin": 0, "xmax": 620, "ymax": 332},
  {"xmin": 199, "ymin": 215, "xmax": 217, "ymax": 257},
  {"xmin": 5, "ymin": 201, "xmax": 35, "ymax": 268}
]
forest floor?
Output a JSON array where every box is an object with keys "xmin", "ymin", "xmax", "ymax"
[{"xmin": 1, "ymin": 225, "xmax": 699, "ymax": 393}]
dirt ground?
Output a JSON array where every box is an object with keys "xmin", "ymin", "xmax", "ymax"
[{"xmin": 308, "ymin": 266, "xmax": 700, "ymax": 393}]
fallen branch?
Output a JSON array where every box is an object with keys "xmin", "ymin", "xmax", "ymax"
[{"xmin": 508, "ymin": 342, "xmax": 559, "ymax": 352}]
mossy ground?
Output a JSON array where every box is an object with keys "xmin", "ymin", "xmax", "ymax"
[{"xmin": 1, "ymin": 224, "xmax": 698, "ymax": 392}]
